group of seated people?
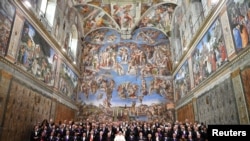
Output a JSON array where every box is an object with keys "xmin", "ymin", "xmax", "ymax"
[{"xmin": 30, "ymin": 118, "xmax": 208, "ymax": 141}]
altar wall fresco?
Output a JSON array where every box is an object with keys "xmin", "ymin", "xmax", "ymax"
[
  {"xmin": 78, "ymin": 27, "xmax": 175, "ymax": 122},
  {"xmin": 9, "ymin": 0, "xmax": 179, "ymax": 122},
  {"xmin": 2, "ymin": 0, "xmax": 250, "ymax": 127}
]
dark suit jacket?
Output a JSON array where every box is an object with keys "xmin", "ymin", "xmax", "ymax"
[
  {"xmin": 30, "ymin": 130, "xmax": 41, "ymax": 141},
  {"xmin": 47, "ymin": 136, "xmax": 57, "ymax": 141},
  {"xmin": 62, "ymin": 135, "xmax": 74, "ymax": 141}
]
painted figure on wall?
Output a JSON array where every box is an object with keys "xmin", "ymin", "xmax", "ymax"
[
  {"xmin": 227, "ymin": 0, "xmax": 250, "ymax": 52},
  {"xmin": 111, "ymin": 4, "xmax": 135, "ymax": 29},
  {"xmin": 139, "ymin": 3, "xmax": 176, "ymax": 34},
  {"xmin": 16, "ymin": 20, "xmax": 58, "ymax": 87},
  {"xmin": 78, "ymin": 27, "xmax": 174, "ymax": 121},
  {"xmin": 75, "ymin": 5, "xmax": 117, "ymax": 35},
  {"xmin": 0, "ymin": 0, "xmax": 15, "ymax": 56},
  {"xmin": 59, "ymin": 62, "xmax": 78, "ymax": 100},
  {"xmin": 192, "ymin": 18, "xmax": 228, "ymax": 86},
  {"xmin": 174, "ymin": 61, "xmax": 191, "ymax": 101}
]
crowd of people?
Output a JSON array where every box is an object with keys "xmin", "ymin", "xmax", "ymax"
[{"xmin": 30, "ymin": 118, "xmax": 208, "ymax": 141}]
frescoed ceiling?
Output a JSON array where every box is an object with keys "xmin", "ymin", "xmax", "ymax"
[{"xmin": 74, "ymin": 0, "xmax": 177, "ymax": 120}]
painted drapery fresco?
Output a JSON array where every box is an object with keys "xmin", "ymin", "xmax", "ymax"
[
  {"xmin": 16, "ymin": 20, "xmax": 58, "ymax": 87},
  {"xmin": 79, "ymin": 28, "xmax": 174, "ymax": 122},
  {"xmin": 0, "ymin": 0, "xmax": 15, "ymax": 56},
  {"xmin": 227, "ymin": 0, "xmax": 250, "ymax": 52},
  {"xmin": 191, "ymin": 18, "xmax": 228, "ymax": 87}
]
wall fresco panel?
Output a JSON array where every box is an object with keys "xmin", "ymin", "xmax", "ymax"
[{"xmin": 0, "ymin": 0, "xmax": 15, "ymax": 57}]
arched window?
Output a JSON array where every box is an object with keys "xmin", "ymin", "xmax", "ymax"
[
  {"xmin": 39, "ymin": 0, "xmax": 57, "ymax": 27},
  {"xmin": 68, "ymin": 25, "xmax": 78, "ymax": 64}
]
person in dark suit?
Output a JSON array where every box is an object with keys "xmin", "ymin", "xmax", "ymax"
[
  {"xmin": 62, "ymin": 130, "xmax": 74, "ymax": 141},
  {"xmin": 94, "ymin": 130, "xmax": 105, "ymax": 141},
  {"xmin": 86, "ymin": 129, "xmax": 95, "ymax": 141},
  {"xmin": 106, "ymin": 131, "xmax": 114, "ymax": 141},
  {"xmin": 138, "ymin": 131, "xmax": 146, "ymax": 141},
  {"xmin": 127, "ymin": 131, "xmax": 137, "ymax": 141},
  {"xmin": 30, "ymin": 125, "xmax": 41, "ymax": 141},
  {"xmin": 79, "ymin": 132, "xmax": 87, "ymax": 141},
  {"xmin": 146, "ymin": 133, "xmax": 153, "ymax": 141},
  {"xmin": 47, "ymin": 131, "xmax": 56, "ymax": 141},
  {"xmin": 72, "ymin": 131, "xmax": 80, "ymax": 141},
  {"xmin": 153, "ymin": 132, "xmax": 164, "ymax": 141},
  {"xmin": 169, "ymin": 133, "xmax": 179, "ymax": 141},
  {"xmin": 55, "ymin": 132, "xmax": 62, "ymax": 141}
]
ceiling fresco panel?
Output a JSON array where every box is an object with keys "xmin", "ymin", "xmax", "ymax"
[
  {"xmin": 75, "ymin": 4, "xmax": 119, "ymax": 35},
  {"xmin": 138, "ymin": 3, "xmax": 176, "ymax": 35},
  {"xmin": 110, "ymin": 2, "xmax": 140, "ymax": 30}
]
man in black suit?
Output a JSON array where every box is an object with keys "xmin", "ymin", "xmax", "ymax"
[
  {"xmin": 30, "ymin": 125, "xmax": 41, "ymax": 141},
  {"xmin": 62, "ymin": 130, "xmax": 74, "ymax": 141}
]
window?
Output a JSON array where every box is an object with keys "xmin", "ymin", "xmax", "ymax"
[
  {"xmin": 68, "ymin": 25, "xmax": 78, "ymax": 63},
  {"xmin": 39, "ymin": 0, "xmax": 57, "ymax": 27}
]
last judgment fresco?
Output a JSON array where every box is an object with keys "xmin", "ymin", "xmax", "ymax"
[{"xmin": 78, "ymin": 27, "xmax": 174, "ymax": 122}]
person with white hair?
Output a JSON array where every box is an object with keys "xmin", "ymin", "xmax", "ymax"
[{"xmin": 114, "ymin": 131, "xmax": 126, "ymax": 141}]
